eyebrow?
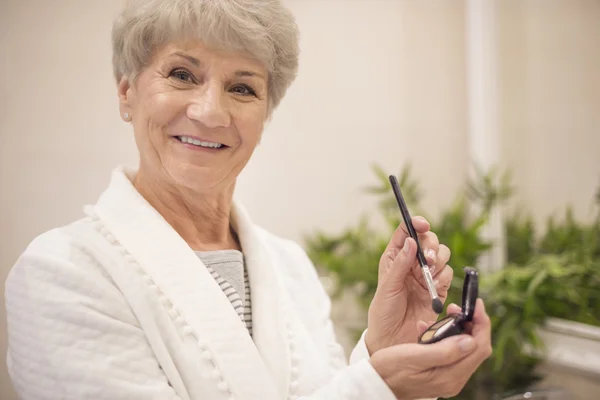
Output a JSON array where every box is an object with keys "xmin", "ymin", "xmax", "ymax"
[
  {"xmin": 170, "ymin": 52, "xmax": 266, "ymax": 80},
  {"xmin": 172, "ymin": 52, "xmax": 201, "ymax": 67},
  {"xmin": 235, "ymin": 70, "xmax": 265, "ymax": 80}
]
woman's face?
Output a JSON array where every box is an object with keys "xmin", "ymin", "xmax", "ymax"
[{"xmin": 119, "ymin": 40, "xmax": 269, "ymax": 193}]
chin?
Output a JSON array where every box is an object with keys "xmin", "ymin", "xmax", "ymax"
[{"xmin": 166, "ymin": 162, "xmax": 229, "ymax": 193}]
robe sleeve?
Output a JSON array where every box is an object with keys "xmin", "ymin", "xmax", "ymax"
[{"xmin": 293, "ymin": 242, "xmax": 437, "ymax": 400}]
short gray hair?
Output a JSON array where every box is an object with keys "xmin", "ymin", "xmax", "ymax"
[{"xmin": 112, "ymin": 0, "xmax": 300, "ymax": 113}]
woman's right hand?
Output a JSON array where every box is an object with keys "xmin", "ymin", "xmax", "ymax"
[{"xmin": 368, "ymin": 298, "xmax": 492, "ymax": 400}]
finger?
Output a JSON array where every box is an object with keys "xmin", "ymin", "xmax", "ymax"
[
  {"xmin": 383, "ymin": 216, "xmax": 430, "ymax": 257},
  {"xmin": 408, "ymin": 242, "xmax": 447, "ymax": 291},
  {"xmin": 380, "ymin": 237, "xmax": 417, "ymax": 294},
  {"xmin": 432, "ymin": 303, "xmax": 493, "ymax": 394},
  {"xmin": 378, "ymin": 221, "xmax": 417, "ymax": 281},
  {"xmin": 434, "ymin": 265, "xmax": 453, "ymax": 297},
  {"xmin": 461, "ymin": 298, "xmax": 489, "ymax": 335},
  {"xmin": 454, "ymin": 299, "xmax": 493, "ymax": 365},
  {"xmin": 410, "ymin": 262, "xmax": 453, "ymax": 296},
  {"xmin": 418, "ymin": 231, "xmax": 439, "ymax": 266},
  {"xmin": 432, "ymin": 245, "xmax": 451, "ymax": 277},
  {"xmin": 468, "ymin": 299, "xmax": 492, "ymax": 344},
  {"xmin": 411, "ymin": 216, "xmax": 431, "ymax": 234},
  {"xmin": 417, "ymin": 319, "xmax": 436, "ymax": 335},
  {"xmin": 416, "ymin": 300, "xmax": 492, "ymax": 398},
  {"xmin": 390, "ymin": 334, "xmax": 476, "ymax": 369},
  {"xmin": 424, "ymin": 355, "xmax": 475, "ymax": 399},
  {"xmin": 446, "ymin": 303, "xmax": 461, "ymax": 315},
  {"xmin": 417, "ymin": 320, "xmax": 429, "ymax": 335}
]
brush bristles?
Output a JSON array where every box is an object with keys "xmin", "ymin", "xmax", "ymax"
[{"xmin": 432, "ymin": 298, "xmax": 443, "ymax": 314}]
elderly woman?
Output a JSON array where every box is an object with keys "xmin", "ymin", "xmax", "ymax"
[{"xmin": 5, "ymin": 0, "xmax": 492, "ymax": 399}]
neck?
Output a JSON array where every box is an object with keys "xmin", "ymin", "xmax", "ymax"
[{"xmin": 133, "ymin": 166, "xmax": 241, "ymax": 252}]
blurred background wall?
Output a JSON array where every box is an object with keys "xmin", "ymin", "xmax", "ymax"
[{"xmin": 1, "ymin": 0, "xmax": 599, "ymax": 398}]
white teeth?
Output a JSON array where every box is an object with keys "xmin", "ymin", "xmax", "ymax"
[{"xmin": 178, "ymin": 136, "xmax": 223, "ymax": 148}]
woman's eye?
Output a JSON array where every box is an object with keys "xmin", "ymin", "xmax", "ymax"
[
  {"xmin": 170, "ymin": 69, "xmax": 194, "ymax": 83},
  {"xmin": 231, "ymin": 84, "xmax": 257, "ymax": 97}
]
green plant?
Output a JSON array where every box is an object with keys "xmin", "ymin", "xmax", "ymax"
[
  {"xmin": 479, "ymin": 250, "xmax": 600, "ymax": 397},
  {"xmin": 505, "ymin": 211, "xmax": 536, "ymax": 265},
  {"xmin": 304, "ymin": 163, "xmax": 600, "ymax": 400},
  {"xmin": 502, "ymin": 180, "xmax": 600, "ymax": 327}
]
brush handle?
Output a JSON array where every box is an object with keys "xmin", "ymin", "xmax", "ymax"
[
  {"xmin": 389, "ymin": 174, "xmax": 443, "ymax": 314},
  {"xmin": 388, "ymin": 175, "xmax": 428, "ymax": 268}
]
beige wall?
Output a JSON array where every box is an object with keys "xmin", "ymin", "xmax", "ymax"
[
  {"xmin": 498, "ymin": 0, "xmax": 600, "ymax": 226},
  {"xmin": 0, "ymin": 0, "xmax": 598, "ymax": 398},
  {"xmin": 237, "ymin": 0, "xmax": 469, "ymax": 241}
]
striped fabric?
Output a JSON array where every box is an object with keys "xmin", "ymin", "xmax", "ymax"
[
  {"xmin": 242, "ymin": 267, "xmax": 252, "ymax": 335},
  {"xmin": 196, "ymin": 251, "xmax": 253, "ymax": 337}
]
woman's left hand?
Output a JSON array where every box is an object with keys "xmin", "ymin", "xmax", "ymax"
[{"xmin": 365, "ymin": 216, "xmax": 453, "ymax": 355}]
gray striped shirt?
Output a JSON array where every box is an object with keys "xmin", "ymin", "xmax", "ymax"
[{"xmin": 195, "ymin": 250, "xmax": 252, "ymax": 337}]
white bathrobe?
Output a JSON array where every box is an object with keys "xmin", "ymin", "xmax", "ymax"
[{"xmin": 5, "ymin": 166, "xmax": 398, "ymax": 400}]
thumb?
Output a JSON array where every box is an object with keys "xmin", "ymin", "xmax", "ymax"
[
  {"xmin": 390, "ymin": 334, "xmax": 476, "ymax": 369},
  {"xmin": 380, "ymin": 237, "xmax": 417, "ymax": 293}
]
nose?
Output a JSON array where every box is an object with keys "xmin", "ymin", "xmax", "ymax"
[{"xmin": 186, "ymin": 84, "xmax": 231, "ymax": 129}]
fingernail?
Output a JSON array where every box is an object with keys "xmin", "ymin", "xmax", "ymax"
[
  {"xmin": 403, "ymin": 238, "xmax": 411, "ymax": 253},
  {"xmin": 434, "ymin": 279, "xmax": 440, "ymax": 287},
  {"xmin": 458, "ymin": 337, "xmax": 475, "ymax": 352},
  {"xmin": 426, "ymin": 249, "xmax": 436, "ymax": 263}
]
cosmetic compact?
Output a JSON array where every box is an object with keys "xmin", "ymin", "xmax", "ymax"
[{"xmin": 418, "ymin": 267, "xmax": 478, "ymax": 344}]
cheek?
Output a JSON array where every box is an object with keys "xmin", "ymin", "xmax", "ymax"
[
  {"xmin": 145, "ymin": 93, "xmax": 185, "ymax": 128},
  {"xmin": 236, "ymin": 107, "xmax": 266, "ymax": 145}
]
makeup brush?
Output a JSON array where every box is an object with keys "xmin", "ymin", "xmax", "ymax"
[{"xmin": 389, "ymin": 175, "xmax": 443, "ymax": 314}]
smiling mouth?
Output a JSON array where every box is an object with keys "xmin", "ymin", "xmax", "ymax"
[{"xmin": 174, "ymin": 135, "xmax": 227, "ymax": 149}]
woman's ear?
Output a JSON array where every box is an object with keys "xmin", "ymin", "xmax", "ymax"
[{"xmin": 118, "ymin": 77, "xmax": 133, "ymax": 122}]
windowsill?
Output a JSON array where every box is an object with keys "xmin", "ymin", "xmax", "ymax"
[{"xmin": 537, "ymin": 317, "xmax": 600, "ymax": 376}]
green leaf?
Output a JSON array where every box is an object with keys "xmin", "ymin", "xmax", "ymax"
[{"xmin": 527, "ymin": 269, "xmax": 548, "ymax": 297}]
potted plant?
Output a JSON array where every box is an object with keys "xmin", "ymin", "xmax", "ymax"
[{"xmin": 303, "ymin": 164, "xmax": 600, "ymax": 399}]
